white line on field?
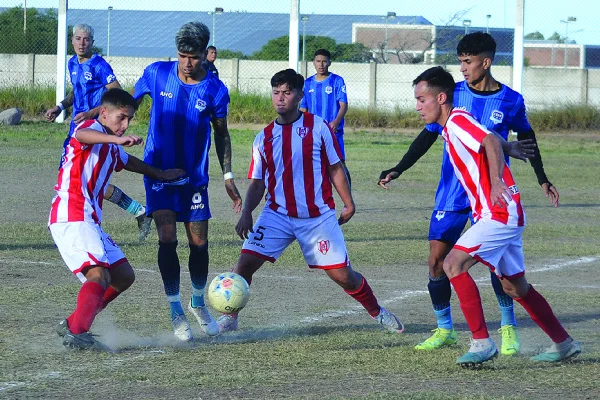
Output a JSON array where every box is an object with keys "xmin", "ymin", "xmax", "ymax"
[{"xmin": 0, "ymin": 259, "xmax": 54, "ymax": 265}]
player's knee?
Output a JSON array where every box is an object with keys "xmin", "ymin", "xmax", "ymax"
[
  {"xmin": 428, "ymin": 254, "xmax": 445, "ymax": 277},
  {"xmin": 83, "ymin": 265, "xmax": 111, "ymax": 289},
  {"xmin": 442, "ymin": 258, "xmax": 460, "ymax": 279}
]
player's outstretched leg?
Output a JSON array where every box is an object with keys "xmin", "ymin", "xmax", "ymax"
[
  {"xmin": 490, "ymin": 271, "xmax": 520, "ymax": 356},
  {"xmin": 158, "ymin": 240, "xmax": 191, "ymax": 341},
  {"xmin": 187, "ymin": 243, "xmax": 219, "ymax": 336},
  {"xmin": 513, "ymin": 284, "xmax": 581, "ymax": 362},
  {"xmin": 105, "ymin": 184, "xmax": 153, "ymax": 241}
]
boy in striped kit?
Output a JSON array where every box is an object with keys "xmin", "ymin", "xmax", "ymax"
[
  {"xmin": 217, "ymin": 69, "xmax": 403, "ymax": 334},
  {"xmin": 50, "ymin": 89, "xmax": 185, "ymax": 350},
  {"xmin": 412, "ymin": 66, "xmax": 580, "ymax": 367}
]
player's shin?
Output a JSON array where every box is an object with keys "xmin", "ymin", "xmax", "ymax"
[
  {"xmin": 428, "ymin": 274, "xmax": 453, "ymax": 329},
  {"xmin": 450, "ymin": 272, "xmax": 489, "ymax": 339},
  {"xmin": 158, "ymin": 241, "xmax": 184, "ymax": 317},
  {"xmin": 67, "ymin": 281, "xmax": 106, "ymax": 334},
  {"xmin": 344, "ymin": 275, "xmax": 380, "ymax": 317},
  {"xmin": 490, "ymin": 271, "xmax": 517, "ymax": 326},
  {"xmin": 189, "ymin": 242, "xmax": 209, "ymax": 307},
  {"xmin": 515, "ymin": 284, "xmax": 569, "ymax": 343}
]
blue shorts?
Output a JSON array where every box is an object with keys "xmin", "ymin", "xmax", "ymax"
[
  {"xmin": 145, "ymin": 182, "xmax": 211, "ymax": 222},
  {"xmin": 428, "ymin": 208, "xmax": 471, "ymax": 243},
  {"xmin": 335, "ymin": 131, "xmax": 346, "ymax": 161}
]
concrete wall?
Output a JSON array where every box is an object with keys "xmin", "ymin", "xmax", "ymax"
[{"xmin": 1, "ymin": 53, "xmax": 599, "ymax": 110}]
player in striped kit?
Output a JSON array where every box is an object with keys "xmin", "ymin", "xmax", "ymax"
[
  {"xmin": 300, "ymin": 49, "xmax": 350, "ymax": 184},
  {"xmin": 50, "ymin": 89, "xmax": 185, "ymax": 350},
  {"xmin": 133, "ymin": 22, "xmax": 242, "ymax": 341},
  {"xmin": 217, "ymin": 69, "xmax": 403, "ymax": 334},
  {"xmin": 412, "ymin": 66, "xmax": 580, "ymax": 366},
  {"xmin": 44, "ymin": 23, "xmax": 152, "ymax": 241},
  {"xmin": 379, "ymin": 32, "xmax": 559, "ymax": 355}
]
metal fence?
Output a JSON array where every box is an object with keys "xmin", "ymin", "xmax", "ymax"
[{"xmin": 0, "ymin": 0, "xmax": 599, "ymax": 110}]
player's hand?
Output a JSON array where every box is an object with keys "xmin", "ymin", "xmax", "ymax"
[
  {"xmin": 378, "ymin": 171, "xmax": 399, "ymax": 189},
  {"xmin": 117, "ymin": 135, "xmax": 144, "ymax": 147},
  {"xmin": 225, "ymin": 179, "xmax": 243, "ymax": 213},
  {"xmin": 158, "ymin": 168, "xmax": 187, "ymax": 182},
  {"xmin": 338, "ymin": 204, "xmax": 355, "ymax": 225},
  {"xmin": 507, "ymin": 139, "xmax": 536, "ymax": 162},
  {"xmin": 490, "ymin": 178, "xmax": 512, "ymax": 208},
  {"xmin": 73, "ymin": 110, "xmax": 95, "ymax": 124},
  {"xmin": 542, "ymin": 182, "xmax": 559, "ymax": 208},
  {"xmin": 235, "ymin": 210, "xmax": 254, "ymax": 239},
  {"xmin": 45, "ymin": 106, "xmax": 61, "ymax": 122},
  {"xmin": 330, "ymin": 120, "xmax": 340, "ymax": 133}
]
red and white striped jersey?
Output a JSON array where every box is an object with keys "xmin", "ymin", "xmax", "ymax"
[
  {"xmin": 442, "ymin": 109, "xmax": 525, "ymax": 227},
  {"xmin": 49, "ymin": 120, "xmax": 129, "ymax": 225},
  {"xmin": 248, "ymin": 112, "xmax": 343, "ymax": 218}
]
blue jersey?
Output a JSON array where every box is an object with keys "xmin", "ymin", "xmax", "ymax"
[
  {"xmin": 300, "ymin": 73, "xmax": 348, "ymax": 133},
  {"xmin": 133, "ymin": 63, "xmax": 229, "ymax": 188},
  {"xmin": 430, "ymin": 80, "xmax": 531, "ymax": 211},
  {"xmin": 67, "ymin": 54, "xmax": 116, "ymax": 135}
]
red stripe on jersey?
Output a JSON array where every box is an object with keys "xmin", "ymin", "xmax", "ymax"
[
  {"xmin": 447, "ymin": 140, "xmax": 481, "ymax": 218},
  {"xmin": 452, "ymin": 113, "xmax": 488, "ymax": 145},
  {"xmin": 263, "ymin": 122, "xmax": 278, "ymax": 213},
  {"xmin": 473, "ymin": 147, "xmax": 509, "ymax": 225},
  {"xmin": 302, "ymin": 113, "xmax": 319, "ymax": 217},
  {"xmin": 320, "ymin": 137, "xmax": 335, "ymax": 210},
  {"xmin": 247, "ymin": 153, "xmax": 255, "ymax": 179},
  {"xmin": 50, "ymin": 196, "xmax": 61, "ymax": 223},
  {"xmin": 67, "ymin": 137, "xmax": 92, "ymax": 221},
  {"xmin": 502, "ymin": 165, "xmax": 525, "ymax": 226},
  {"xmin": 87, "ymin": 144, "xmax": 110, "ymax": 224},
  {"xmin": 281, "ymin": 123, "xmax": 297, "ymax": 217}
]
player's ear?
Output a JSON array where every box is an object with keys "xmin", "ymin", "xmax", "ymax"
[
  {"xmin": 437, "ymin": 91, "xmax": 447, "ymax": 105},
  {"xmin": 483, "ymin": 57, "xmax": 492, "ymax": 70}
]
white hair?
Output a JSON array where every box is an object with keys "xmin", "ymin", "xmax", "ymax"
[
  {"xmin": 73, "ymin": 23, "xmax": 94, "ymax": 39},
  {"xmin": 175, "ymin": 22, "xmax": 210, "ymax": 54}
]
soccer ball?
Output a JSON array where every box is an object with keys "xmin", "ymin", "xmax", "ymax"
[{"xmin": 207, "ymin": 272, "xmax": 250, "ymax": 314}]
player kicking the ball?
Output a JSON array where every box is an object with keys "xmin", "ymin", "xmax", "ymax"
[
  {"xmin": 49, "ymin": 89, "xmax": 185, "ymax": 350},
  {"xmin": 217, "ymin": 69, "xmax": 403, "ymax": 334},
  {"xmin": 411, "ymin": 66, "xmax": 580, "ymax": 366}
]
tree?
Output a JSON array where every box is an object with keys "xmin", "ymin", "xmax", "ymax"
[
  {"xmin": 333, "ymin": 43, "xmax": 372, "ymax": 63},
  {"xmin": 548, "ymin": 31, "xmax": 564, "ymax": 42},
  {"xmin": 0, "ymin": 7, "xmax": 58, "ymax": 54},
  {"xmin": 251, "ymin": 35, "xmax": 290, "ymax": 60},
  {"xmin": 525, "ymin": 31, "xmax": 545, "ymax": 40},
  {"xmin": 218, "ymin": 49, "xmax": 247, "ymax": 59}
]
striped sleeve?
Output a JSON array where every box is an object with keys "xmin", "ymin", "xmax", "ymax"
[
  {"xmin": 449, "ymin": 113, "xmax": 490, "ymax": 153},
  {"xmin": 248, "ymin": 131, "xmax": 265, "ymax": 179}
]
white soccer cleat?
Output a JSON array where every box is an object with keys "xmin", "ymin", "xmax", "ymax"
[
  {"xmin": 374, "ymin": 307, "xmax": 404, "ymax": 333},
  {"xmin": 188, "ymin": 299, "xmax": 219, "ymax": 336},
  {"xmin": 172, "ymin": 314, "xmax": 192, "ymax": 342},
  {"xmin": 217, "ymin": 314, "xmax": 239, "ymax": 333}
]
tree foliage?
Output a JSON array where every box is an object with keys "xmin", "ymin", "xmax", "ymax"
[
  {"xmin": 525, "ymin": 31, "xmax": 545, "ymax": 40},
  {"xmin": 0, "ymin": 7, "xmax": 58, "ymax": 54}
]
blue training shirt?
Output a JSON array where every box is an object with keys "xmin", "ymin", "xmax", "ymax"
[
  {"xmin": 133, "ymin": 62, "xmax": 229, "ymax": 188},
  {"xmin": 67, "ymin": 53, "xmax": 116, "ymax": 135},
  {"xmin": 300, "ymin": 73, "xmax": 348, "ymax": 133},
  {"xmin": 429, "ymin": 80, "xmax": 532, "ymax": 211}
]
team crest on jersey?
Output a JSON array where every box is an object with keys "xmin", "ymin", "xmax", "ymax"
[
  {"xmin": 508, "ymin": 185, "xmax": 520, "ymax": 195},
  {"xmin": 195, "ymin": 99, "xmax": 207, "ymax": 112},
  {"xmin": 325, "ymin": 86, "xmax": 333, "ymax": 94},
  {"xmin": 490, "ymin": 110, "xmax": 504, "ymax": 124},
  {"xmin": 317, "ymin": 240, "xmax": 330, "ymax": 255},
  {"xmin": 435, "ymin": 211, "xmax": 446, "ymax": 221},
  {"xmin": 341, "ymin": 85, "xmax": 346, "ymax": 93},
  {"xmin": 106, "ymin": 74, "xmax": 116, "ymax": 84},
  {"xmin": 84, "ymin": 71, "xmax": 92, "ymax": 81},
  {"xmin": 296, "ymin": 127, "xmax": 310, "ymax": 138}
]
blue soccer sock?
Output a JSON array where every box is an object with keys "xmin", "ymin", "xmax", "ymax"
[
  {"xmin": 490, "ymin": 271, "xmax": 517, "ymax": 326},
  {"xmin": 158, "ymin": 241, "xmax": 182, "ymax": 318},
  {"xmin": 428, "ymin": 274, "xmax": 453, "ymax": 330},
  {"xmin": 189, "ymin": 242, "xmax": 209, "ymax": 308},
  {"xmin": 106, "ymin": 185, "xmax": 145, "ymax": 216}
]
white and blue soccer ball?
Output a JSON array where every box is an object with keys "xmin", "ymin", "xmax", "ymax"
[{"xmin": 207, "ymin": 272, "xmax": 250, "ymax": 314}]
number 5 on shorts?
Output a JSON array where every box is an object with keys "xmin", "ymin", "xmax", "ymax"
[{"xmin": 253, "ymin": 226, "xmax": 266, "ymax": 241}]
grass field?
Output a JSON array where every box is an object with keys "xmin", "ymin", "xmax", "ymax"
[{"xmin": 1, "ymin": 122, "xmax": 599, "ymax": 399}]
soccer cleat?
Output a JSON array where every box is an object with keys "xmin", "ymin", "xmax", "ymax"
[
  {"xmin": 498, "ymin": 325, "xmax": 520, "ymax": 356},
  {"xmin": 172, "ymin": 313, "xmax": 192, "ymax": 342},
  {"xmin": 415, "ymin": 328, "xmax": 458, "ymax": 350},
  {"xmin": 217, "ymin": 314, "xmax": 239, "ymax": 333},
  {"xmin": 63, "ymin": 329, "xmax": 110, "ymax": 351},
  {"xmin": 136, "ymin": 213, "xmax": 153, "ymax": 242},
  {"xmin": 374, "ymin": 307, "xmax": 404, "ymax": 333},
  {"xmin": 187, "ymin": 299, "xmax": 219, "ymax": 336},
  {"xmin": 456, "ymin": 338, "xmax": 499, "ymax": 368},
  {"xmin": 531, "ymin": 338, "xmax": 581, "ymax": 362},
  {"xmin": 55, "ymin": 319, "xmax": 68, "ymax": 337}
]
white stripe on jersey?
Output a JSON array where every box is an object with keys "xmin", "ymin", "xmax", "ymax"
[
  {"xmin": 248, "ymin": 112, "xmax": 342, "ymax": 218},
  {"xmin": 49, "ymin": 120, "xmax": 129, "ymax": 225}
]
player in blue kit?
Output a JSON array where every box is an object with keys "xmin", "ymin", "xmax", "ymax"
[
  {"xmin": 133, "ymin": 21, "xmax": 242, "ymax": 341},
  {"xmin": 45, "ymin": 23, "xmax": 152, "ymax": 242},
  {"xmin": 300, "ymin": 49, "xmax": 350, "ymax": 184},
  {"xmin": 378, "ymin": 32, "xmax": 559, "ymax": 355}
]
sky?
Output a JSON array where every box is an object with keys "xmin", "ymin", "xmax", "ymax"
[{"xmin": 9, "ymin": 0, "xmax": 599, "ymax": 45}]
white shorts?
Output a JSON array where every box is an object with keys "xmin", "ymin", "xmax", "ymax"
[
  {"xmin": 453, "ymin": 220, "xmax": 525, "ymax": 279},
  {"xmin": 49, "ymin": 221, "xmax": 127, "ymax": 283},
  {"xmin": 241, "ymin": 208, "xmax": 349, "ymax": 269}
]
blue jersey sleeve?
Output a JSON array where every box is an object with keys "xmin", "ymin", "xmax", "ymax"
[
  {"xmin": 300, "ymin": 81, "xmax": 308, "ymax": 109},
  {"xmin": 96, "ymin": 59, "xmax": 117, "ymax": 86},
  {"xmin": 508, "ymin": 95, "xmax": 532, "ymax": 133},
  {"xmin": 133, "ymin": 63, "xmax": 156, "ymax": 100},
  {"xmin": 212, "ymin": 81, "xmax": 230, "ymax": 119},
  {"xmin": 426, "ymin": 123, "xmax": 443, "ymax": 135},
  {"xmin": 335, "ymin": 76, "xmax": 348, "ymax": 104}
]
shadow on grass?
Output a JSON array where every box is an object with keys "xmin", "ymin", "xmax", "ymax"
[{"xmin": 0, "ymin": 243, "xmax": 57, "ymax": 251}]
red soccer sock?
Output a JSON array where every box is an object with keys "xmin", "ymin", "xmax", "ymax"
[
  {"xmin": 450, "ymin": 272, "xmax": 489, "ymax": 339},
  {"xmin": 66, "ymin": 281, "xmax": 105, "ymax": 335},
  {"xmin": 515, "ymin": 285, "xmax": 569, "ymax": 343},
  {"xmin": 100, "ymin": 286, "xmax": 121, "ymax": 311},
  {"xmin": 344, "ymin": 277, "xmax": 380, "ymax": 317}
]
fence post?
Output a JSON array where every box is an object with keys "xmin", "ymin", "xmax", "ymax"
[
  {"xmin": 581, "ymin": 68, "xmax": 589, "ymax": 105},
  {"xmin": 27, "ymin": 54, "xmax": 35, "ymax": 86},
  {"xmin": 231, "ymin": 58, "xmax": 239, "ymax": 91},
  {"xmin": 369, "ymin": 61, "xmax": 377, "ymax": 107}
]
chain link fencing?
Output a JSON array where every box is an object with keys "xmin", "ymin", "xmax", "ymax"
[{"xmin": 0, "ymin": 1, "xmax": 599, "ymax": 114}]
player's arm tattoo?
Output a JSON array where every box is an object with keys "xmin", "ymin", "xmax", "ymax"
[{"xmin": 212, "ymin": 117, "xmax": 232, "ymax": 174}]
